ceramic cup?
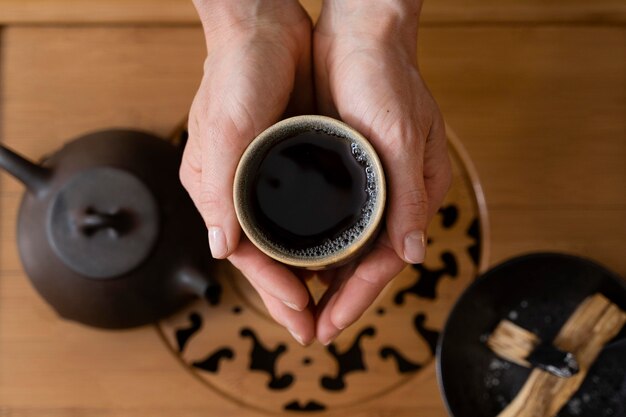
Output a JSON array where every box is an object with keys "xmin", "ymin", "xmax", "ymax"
[{"xmin": 234, "ymin": 115, "xmax": 386, "ymax": 270}]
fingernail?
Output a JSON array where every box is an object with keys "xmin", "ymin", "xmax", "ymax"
[
  {"xmin": 288, "ymin": 328, "xmax": 306, "ymax": 346},
  {"xmin": 283, "ymin": 300, "xmax": 304, "ymax": 312},
  {"xmin": 335, "ymin": 321, "xmax": 349, "ymax": 330},
  {"xmin": 208, "ymin": 227, "xmax": 228, "ymax": 259},
  {"xmin": 403, "ymin": 230, "xmax": 426, "ymax": 264},
  {"xmin": 321, "ymin": 330, "xmax": 340, "ymax": 346},
  {"xmin": 332, "ymin": 314, "xmax": 350, "ymax": 330}
]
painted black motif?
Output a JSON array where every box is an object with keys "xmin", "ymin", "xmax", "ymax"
[
  {"xmin": 380, "ymin": 347, "xmax": 422, "ymax": 373},
  {"xmin": 284, "ymin": 400, "xmax": 327, "ymax": 412},
  {"xmin": 466, "ymin": 217, "xmax": 481, "ymax": 266},
  {"xmin": 240, "ymin": 328, "xmax": 294, "ymax": 390},
  {"xmin": 438, "ymin": 204, "xmax": 459, "ymax": 228},
  {"xmin": 394, "ymin": 252, "xmax": 458, "ymax": 303},
  {"xmin": 192, "ymin": 347, "xmax": 234, "ymax": 373},
  {"xmin": 205, "ymin": 281, "xmax": 222, "ymax": 306},
  {"xmin": 414, "ymin": 313, "xmax": 439, "ymax": 356},
  {"xmin": 175, "ymin": 312, "xmax": 202, "ymax": 352},
  {"xmin": 321, "ymin": 327, "xmax": 376, "ymax": 391}
]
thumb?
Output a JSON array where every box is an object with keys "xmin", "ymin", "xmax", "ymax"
[
  {"xmin": 181, "ymin": 114, "xmax": 252, "ymax": 259},
  {"xmin": 181, "ymin": 41, "xmax": 297, "ymax": 259},
  {"xmin": 381, "ymin": 128, "xmax": 429, "ymax": 265}
]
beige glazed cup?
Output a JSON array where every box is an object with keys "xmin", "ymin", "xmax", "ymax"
[{"xmin": 233, "ymin": 115, "xmax": 386, "ymax": 270}]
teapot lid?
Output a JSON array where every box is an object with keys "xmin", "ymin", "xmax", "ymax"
[{"xmin": 47, "ymin": 167, "xmax": 159, "ymax": 279}]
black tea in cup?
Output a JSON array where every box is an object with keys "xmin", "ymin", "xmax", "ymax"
[{"xmin": 234, "ymin": 115, "xmax": 385, "ymax": 269}]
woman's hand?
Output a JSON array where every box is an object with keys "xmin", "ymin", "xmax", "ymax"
[
  {"xmin": 313, "ymin": 0, "xmax": 452, "ymax": 344},
  {"xmin": 183, "ymin": 0, "xmax": 452, "ymax": 346},
  {"xmin": 180, "ymin": 0, "xmax": 317, "ymax": 345}
]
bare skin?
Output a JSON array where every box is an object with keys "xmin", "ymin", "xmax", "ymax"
[{"xmin": 181, "ymin": 0, "xmax": 451, "ymax": 346}]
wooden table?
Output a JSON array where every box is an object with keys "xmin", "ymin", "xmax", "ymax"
[{"xmin": 0, "ymin": 1, "xmax": 624, "ymax": 416}]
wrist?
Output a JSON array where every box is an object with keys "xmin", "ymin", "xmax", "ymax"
[
  {"xmin": 317, "ymin": 0, "xmax": 422, "ymax": 44},
  {"xmin": 193, "ymin": 0, "xmax": 310, "ymax": 45}
]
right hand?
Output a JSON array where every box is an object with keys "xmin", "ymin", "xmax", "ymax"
[{"xmin": 180, "ymin": 0, "xmax": 317, "ymax": 345}]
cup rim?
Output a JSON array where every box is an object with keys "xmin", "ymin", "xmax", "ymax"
[{"xmin": 233, "ymin": 115, "xmax": 386, "ymax": 269}]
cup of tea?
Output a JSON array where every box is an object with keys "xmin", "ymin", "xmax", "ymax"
[{"xmin": 233, "ymin": 115, "xmax": 386, "ymax": 270}]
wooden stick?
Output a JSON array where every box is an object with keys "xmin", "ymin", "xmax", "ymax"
[
  {"xmin": 487, "ymin": 320, "xmax": 540, "ymax": 368},
  {"xmin": 495, "ymin": 294, "xmax": 626, "ymax": 417}
]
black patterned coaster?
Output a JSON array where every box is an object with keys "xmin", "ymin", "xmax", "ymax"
[{"xmin": 157, "ymin": 126, "xmax": 488, "ymax": 413}]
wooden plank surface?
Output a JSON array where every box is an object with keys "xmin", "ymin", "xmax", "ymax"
[
  {"xmin": 418, "ymin": 26, "xmax": 626, "ymax": 271},
  {"xmin": 0, "ymin": 20, "xmax": 624, "ymax": 417},
  {"xmin": 0, "ymin": 0, "xmax": 625, "ymax": 25}
]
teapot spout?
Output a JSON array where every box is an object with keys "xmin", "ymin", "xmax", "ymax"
[
  {"xmin": 176, "ymin": 266, "xmax": 221, "ymax": 305},
  {"xmin": 0, "ymin": 144, "xmax": 50, "ymax": 195}
]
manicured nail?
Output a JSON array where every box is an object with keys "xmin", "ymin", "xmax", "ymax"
[
  {"xmin": 283, "ymin": 300, "xmax": 304, "ymax": 311},
  {"xmin": 331, "ymin": 312, "xmax": 350, "ymax": 330},
  {"xmin": 319, "ymin": 325, "xmax": 342, "ymax": 346},
  {"xmin": 208, "ymin": 227, "xmax": 227, "ymax": 259},
  {"xmin": 335, "ymin": 320, "xmax": 349, "ymax": 330},
  {"xmin": 403, "ymin": 230, "xmax": 426, "ymax": 264},
  {"xmin": 321, "ymin": 331, "xmax": 340, "ymax": 346},
  {"xmin": 288, "ymin": 328, "xmax": 305, "ymax": 346}
]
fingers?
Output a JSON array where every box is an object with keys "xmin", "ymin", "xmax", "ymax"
[
  {"xmin": 423, "ymin": 115, "xmax": 452, "ymax": 221},
  {"xmin": 249, "ymin": 279, "xmax": 316, "ymax": 346},
  {"xmin": 382, "ymin": 136, "xmax": 430, "ymax": 265},
  {"xmin": 228, "ymin": 238, "xmax": 314, "ymax": 345},
  {"xmin": 181, "ymin": 142, "xmax": 315, "ymax": 347},
  {"xmin": 181, "ymin": 108, "xmax": 248, "ymax": 259},
  {"xmin": 228, "ymin": 239, "xmax": 311, "ymax": 311},
  {"xmin": 315, "ymin": 265, "xmax": 352, "ymax": 345},
  {"xmin": 312, "ymin": 48, "xmax": 436, "ymax": 264},
  {"xmin": 336, "ymin": 94, "xmax": 442, "ymax": 265},
  {"xmin": 316, "ymin": 234, "xmax": 405, "ymax": 345},
  {"xmin": 181, "ymin": 40, "xmax": 299, "ymax": 258},
  {"xmin": 383, "ymin": 112, "xmax": 451, "ymax": 262},
  {"xmin": 315, "ymin": 287, "xmax": 342, "ymax": 345}
]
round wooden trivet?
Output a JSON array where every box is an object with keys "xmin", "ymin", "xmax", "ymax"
[{"xmin": 157, "ymin": 125, "xmax": 489, "ymax": 413}]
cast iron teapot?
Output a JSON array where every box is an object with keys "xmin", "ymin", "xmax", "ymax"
[{"xmin": 0, "ymin": 129, "xmax": 217, "ymax": 328}]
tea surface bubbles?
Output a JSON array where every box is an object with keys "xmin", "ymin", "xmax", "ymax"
[{"xmin": 251, "ymin": 129, "xmax": 368, "ymax": 250}]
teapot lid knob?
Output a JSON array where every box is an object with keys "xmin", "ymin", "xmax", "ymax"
[{"xmin": 47, "ymin": 167, "xmax": 159, "ymax": 279}]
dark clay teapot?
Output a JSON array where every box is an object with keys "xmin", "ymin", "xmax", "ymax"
[{"xmin": 0, "ymin": 129, "xmax": 217, "ymax": 329}]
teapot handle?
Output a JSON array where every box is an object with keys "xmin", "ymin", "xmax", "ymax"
[
  {"xmin": 0, "ymin": 144, "xmax": 50, "ymax": 196},
  {"xmin": 176, "ymin": 265, "xmax": 221, "ymax": 305}
]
